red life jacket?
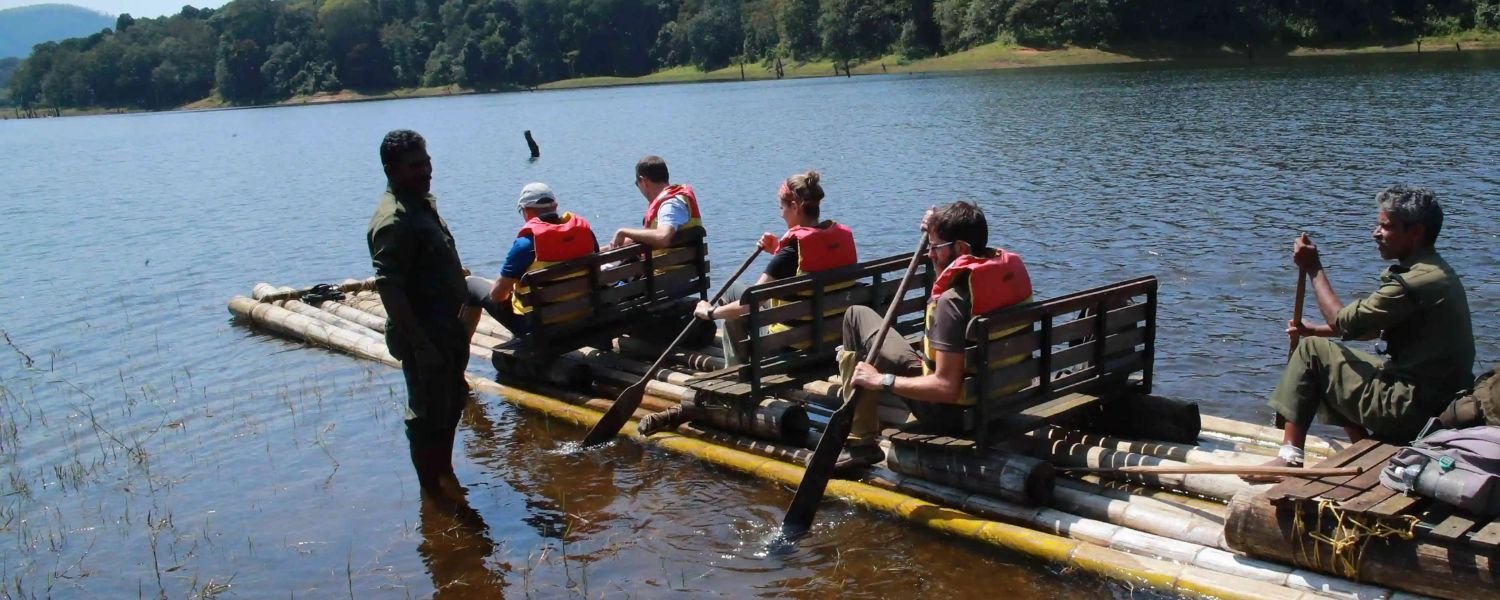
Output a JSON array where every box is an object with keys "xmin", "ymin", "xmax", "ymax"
[
  {"xmin": 518, "ymin": 212, "xmax": 594, "ymax": 265},
  {"xmin": 930, "ymin": 250, "xmax": 1033, "ymax": 316},
  {"xmin": 781, "ymin": 221, "xmax": 857, "ymax": 274},
  {"xmin": 642, "ymin": 184, "xmax": 703, "ymax": 230},
  {"xmin": 513, "ymin": 212, "xmax": 594, "ymax": 320},
  {"xmin": 924, "ymin": 250, "xmax": 1034, "ymax": 397}
]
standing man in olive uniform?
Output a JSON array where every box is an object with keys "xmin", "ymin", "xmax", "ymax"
[
  {"xmin": 368, "ymin": 130, "xmax": 472, "ymax": 501},
  {"xmin": 1252, "ymin": 185, "xmax": 1474, "ymax": 479}
]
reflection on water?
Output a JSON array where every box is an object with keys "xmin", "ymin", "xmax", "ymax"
[{"xmin": 2, "ymin": 51, "xmax": 1498, "ymax": 597}]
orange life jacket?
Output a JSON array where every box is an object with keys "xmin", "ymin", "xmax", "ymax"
[
  {"xmin": 923, "ymin": 250, "xmax": 1034, "ymax": 404},
  {"xmin": 642, "ymin": 184, "xmax": 703, "ymax": 232},
  {"xmin": 518, "ymin": 211, "xmax": 594, "ymax": 264},
  {"xmin": 512, "ymin": 212, "xmax": 595, "ymax": 320},
  {"xmin": 781, "ymin": 221, "xmax": 857, "ymax": 274}
]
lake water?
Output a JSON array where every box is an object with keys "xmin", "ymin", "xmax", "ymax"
[{"xmin": 2, "ymin": 51, "xmax": 1498, "ymax": 598}]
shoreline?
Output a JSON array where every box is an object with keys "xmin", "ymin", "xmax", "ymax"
[{"xmin": 7, "ymin": 36, "xmax": 1498, "ymax": 120}]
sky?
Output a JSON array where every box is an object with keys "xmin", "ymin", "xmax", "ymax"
[{"xmin": 0, "ymin": 0, "xmax": 230, "ymax": 18}]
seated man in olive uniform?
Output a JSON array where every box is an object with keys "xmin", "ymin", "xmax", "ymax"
[{"xmin": 1251, "ymin": 185, "xmax": 1474, "ymax": 480}]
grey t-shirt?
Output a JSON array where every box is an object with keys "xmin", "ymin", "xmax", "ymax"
[{"xmin": 926, "ymin": 288, "xmax": 969, "ymax": 354}]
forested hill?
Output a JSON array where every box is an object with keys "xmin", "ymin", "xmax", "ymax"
[
  {"xmin": 0, "ymin": 4, "xmax": 115, "ymax": 59},
  {"xmin": 5, "ymin": 0, "xmax": 1499, "ymax": 110}
]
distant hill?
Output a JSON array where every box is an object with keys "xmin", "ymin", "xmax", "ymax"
[{"xmin": 0, "ymin": 4, "xmax": 115, "ymax": 59}]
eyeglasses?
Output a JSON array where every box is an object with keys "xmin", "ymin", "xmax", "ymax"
[{"xmin": 926, "ymin": 241, "xmax": 955, "ymax": 256}]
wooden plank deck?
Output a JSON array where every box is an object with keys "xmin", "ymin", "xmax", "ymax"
[{"xmin": 1264, "ymin": 439, "xmax": 1498, "ymax": 549}]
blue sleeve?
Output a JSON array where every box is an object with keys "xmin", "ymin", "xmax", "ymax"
[{"xmin": 500, "ymin": 236, "xmax": 536, "ymax": 279}]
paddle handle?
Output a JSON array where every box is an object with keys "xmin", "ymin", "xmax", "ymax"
[
  {"xmin": 1289, "ymin": 268, "xmax": 1307, "ymax": 359},
  {"xmin": 1063, "ymin": 464, "xmax": 1362, "ymax": 477}
]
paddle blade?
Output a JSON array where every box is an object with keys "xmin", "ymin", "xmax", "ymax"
[
  {"xmin": 581, "ymin": 381, "xmax": 647, "ymax": 447},
  {"xmin": 780, "ymin": 399, "xmax": 858, "ymax": 536}
]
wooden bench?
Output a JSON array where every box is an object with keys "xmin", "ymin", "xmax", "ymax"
[
  {"xmin": 890, "ymin": 276, "xmax": 1159, "ymax": 452},
  {"xmin": 688, "ymin": 252, "xmax": 932, "ymax": 405},
  {"xmin": 498, "ymin": 228, "xmax": 710, "ymax": 356}
]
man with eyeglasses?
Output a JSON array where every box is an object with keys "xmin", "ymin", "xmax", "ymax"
[
  {"xmin": 607, "ymin": 155, "xmax": 703, "ymax": 250},
  {"xmin": 464, "ymin": 182, "xmax": 598, "ymax": 348},
  {"xmin": 830, "ymin": 200, "xmax": 1034, "ymax": 472}
]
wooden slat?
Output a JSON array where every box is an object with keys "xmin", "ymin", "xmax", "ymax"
[
  {"xmin": 1368, "ymin": 488, "xmax": 1423, "ymax": 517},
  {"xmin": 1267, "ymin": 438, "xmax": 1382, "ymax": 501},
  {"xmin": 974, "ymin": 330, "xmax": 1041, "ymax": 365},
  {"xmin": 966, "ymin": 276, "xmax": 1157, "ymax": 337},
  {"xmin": 1429, "ymin": 513, "xmax": 1480, "ymax": 540},
  {"xmin": 978, "ymin": 357, "xmax": 1042, "ymax": 398},
  {"xmin": 526, "ymin": 275, "xmax": 593, "ymax": 304},
  {"xmin": 986, "ymin": 392, "xmax": 1106, "ymax": 441},
  {"xmin": 1313, "ymin": 444, "xmax": 1402, "ymax": 502},
  {"xmin": 1050, "ymin": 315, "xmax": 1098, "ymax": 345},
  {"xmin": 750, "ymin": 314, "xmax": 844, "ymax": 356},
  {"xmin": 744, "ymin": 253, "xmax": 917, "ymax": 300},
  {"xmin": 1338, "ymin": 480, "xmax": 1401, "ymax": 513},
  {"xmin": 1469, "ymin": 521, "xmax": 1500, "ymax": 547},
  {"xmin": 751, "ymin": 280, "xmax": 888, "ymax": 325},
  {"xmin": 1106, "ymin": 302, "xmax": 1152, "ymax": 329}
]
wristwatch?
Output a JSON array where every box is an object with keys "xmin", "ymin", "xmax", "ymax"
[{"xmin": 880, "ymin": 373, "xmax": 896, "ymax": 392}]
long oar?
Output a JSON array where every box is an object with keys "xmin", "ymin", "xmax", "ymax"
[
  {"xmin": 580, "ymin": 246, "xmax": 763, "ymax": 447},
  {"xmin": 781, "ymin": 234, "xmax": 928, "ymax": 538},
  {"xmin": 1061, "ymin": 464, "xmax": 1362, "ymax": 477},
  {"xmin": 1288, "ymin": 267, "xmax": 1307, "ymax": 359}
]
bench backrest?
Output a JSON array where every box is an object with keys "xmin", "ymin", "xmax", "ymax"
[
  {"xmin": 734, "ymin": 252, "xmax": 931, "ymax": 393},
  {"xmin": 966, "ymin": 276, "xmax": 1158, "ymax": 448},
  {"xmin": 512, "ymin": 228, "xmax": 710, "ymax": 351}
]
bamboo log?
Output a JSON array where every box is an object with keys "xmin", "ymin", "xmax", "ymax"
[
  {"xmin": 251, "ymin": 278, "xmax": 377, "ymax": 302},
  {"xmin": 885, "ymin": 444, "xmax": 1054, "ymax": 506},
  {"xmin": 1060, "ymin": 477, "xmax": 1230, "ymax": 518},
  {"xmin": 233, "ymin": 292, "xmax": 1357, "ymax": 600},
  {"xmin": 867, "ymin": 470, "xmax": 1389, "ymax": 600},
  {"xmin": 1201, "ymin": 415, "xmax": 1344, "ymax": 457},
  {"xmin": 681, "ymin": 397, "xmax": 810, "ymax": 445},
  {"xmin": 1033, "ymin": 438, "xmax": 1263, "ymax": 501},
  {"xmin": 1050, "ymin": 484, "xmax": 1228, "ymax": 548},
  {"xmin": 1065, "ymin": 465, "xmax": 1363, "ymax": 477},
  {"xmin": 274, "ymin": 299, "xmax": 383, "ymax": 340},
  {"xmin": 230, "ymin": 297, "xmax": 396, "ymax": 364},
  {"xmin": 318, "ymin": 300, "xmax": 389, "ymax": 331},
  {"xmin": 1036, "ymin": 426, "xmax": 1265, "ymax": 467},
  {"xmin": 1225, "ymin": 490, "xmax": 1497, "ymax": 600},
  {"xmin": 615, "ymin": 335, "xmax": 726, "ymax": 370}
]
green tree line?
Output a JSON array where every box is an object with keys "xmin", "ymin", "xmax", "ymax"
[{"xmin": 6, "ymin": 0, "xmax": 1499, "ymax": 109}]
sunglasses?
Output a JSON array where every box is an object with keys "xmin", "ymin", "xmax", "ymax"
[{"xmin": 926, "ymin": 241, "xmax": 955, "ymax": 256}]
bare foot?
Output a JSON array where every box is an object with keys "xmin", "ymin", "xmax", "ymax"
[{"xmin": 1240, "ymin": 457, "xmax": 1300, "ymax": 484}]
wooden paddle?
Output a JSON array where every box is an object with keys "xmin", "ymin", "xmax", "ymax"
[
  {"xmin": 579, "ymin": 246, "xmax": 763, "ymax": 448},
  {"xmin": 781, "ymin": 234, "xmax": 929, "ymax": 538},
  {"xmin": 1061, "ymin": 464, "xmax": 1362, "ymax": 477},
  {"xmin": 1289, "ymin": 267, "xmax": 1308, "ymax": 359}
]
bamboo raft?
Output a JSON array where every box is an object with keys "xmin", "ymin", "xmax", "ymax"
[{"xmin": 229, "ymin": 275, "xmax": 1495, "ymax": 600}]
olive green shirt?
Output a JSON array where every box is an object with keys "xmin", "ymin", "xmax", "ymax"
[
  {"xmin": 366, "ymin": 188, "xmax": 468, "ymax": 327},
  {"xmin": 1334, "ymin": 246, "xmax": 1474, "ymax": 398}
]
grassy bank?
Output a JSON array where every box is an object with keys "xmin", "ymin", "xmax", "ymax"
[{"xmin": 6, "ymin": 34, "xmax": 1498, "ymax": 119}]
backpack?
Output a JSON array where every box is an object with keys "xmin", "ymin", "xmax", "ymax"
[
  {"xmin": 1379, "ymin": 425, "xmax": 1500, "ymax": 517},
  {"xmin": 1436, "ymin": 364, "xmax": 1500, "ymax": 429}
]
